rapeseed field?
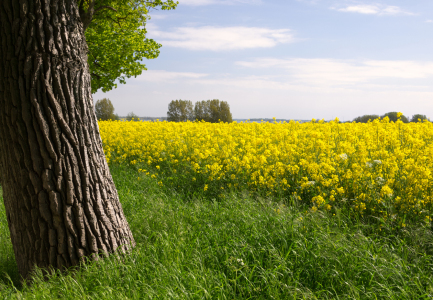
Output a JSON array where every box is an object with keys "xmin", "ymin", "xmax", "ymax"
[
  {"xmin": 2, "ymin": 116, "xmax": 433, "ymax": 298},
  {"xmin": 99, "ymin": 115, "xmax": 433, "ymax": 227}
]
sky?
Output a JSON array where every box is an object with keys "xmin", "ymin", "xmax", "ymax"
[{"xmin": 93, "ymin": 0, "xmax": 433, "ymax": 121}]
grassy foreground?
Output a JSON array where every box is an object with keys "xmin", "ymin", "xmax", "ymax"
[{"xmin": 1, "ymin": 164, "xmax": 433, "ymax": 299}]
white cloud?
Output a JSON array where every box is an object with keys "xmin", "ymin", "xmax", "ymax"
[
  {"xmin": 295, "ymin": 0, "xmax": 321, "ymax": 4},
  {"xmin": 236, "ymin": 58, "xmax": 433, "ymax": 87},
  {"xmin": 178, "ymin": 0, "xmax": 261, "ymax": 6},
  {"xmin": 333, "ymin": 4, "xmax": 414, "ymax": 16},
  {"xmin": 96, "ymin": 68, "xmax": 433, "ymax": 120},
  {"xmin": 337, "ymin": 4, "xmax": 379, "ymax": 14},
  {"xmin": 96, "ymin": 62, "xmax": 433, "ymax": 119},
  {"xmin": 147, "ymin": 25, "xmax": 295, "ymax": 51},
  {"xmin": 178, "ymin": 0, "xmax": 214, "ymax": 5},
  {"xmin": 129, "ymin": 59, "xmax": 433, "ymax": 93},
  {"xmin": 148, "ymin": 15, "xmax": 168, "ymax": 20},
  {"xmin": 133, "ymin": 70, "xmax": 209, "ymax": 82},
  {"xmin": 130, "ymin": 59, "xmax": 433, "ymax": 94},
  {"xmin": 426, "ymin": 20, "xmax": 433, "ymax": 23}
]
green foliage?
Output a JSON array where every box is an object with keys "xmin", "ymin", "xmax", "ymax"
[
  {"xmin": 411, "ymin": 114, "xmax": 429, "ymax": 123},
  {"xmin": 126, "ymin": 112, "xmax": 140, "ymax": 121},
  {"xmin": 1, "ymin": 165, "xmax": 433, "ymax": 298},
  {"xmin": 381, "ymin": 111, "xmax": 409, "ymax": 123},
  {"xmin": 193, "ymin": 100, "xmax": 209, "ymax": 122},
  {"xmin": 353, "ymin": 114, "xmax": 380, "ymax": 123},
  {"xmin": 193, "ymin": 99, "xmax": 233, "ymax": 123},
  {"xmin": 208, "ymin": 99, "xmax": 233, "ymax": 123},
  {"xmin": 167, "ymin": 100, "xmax": 194, "ymax": 122},
  {"xmin": 84, "ymin": 0, "xmax": 178, "ymax": 93},
  {"xmin": 353, "ymin": 112, "xmax": 410, "ymax": 123},
  {"xmin": 168, "ymin": 99, "xmax": 233, "ymax": 123},
  {"xmin": 94, "ymin": 98, "xmax": 117, "ymax": 120}
]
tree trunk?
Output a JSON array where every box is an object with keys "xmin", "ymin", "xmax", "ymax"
[{"xmin": 0, "ymin": 0, "xmax": 135, "ymax": 280}]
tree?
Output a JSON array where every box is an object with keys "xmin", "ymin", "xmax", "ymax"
[
  {"xmin": 194, "ymin": 100, "xmax": 233, "ymax": 123},
  {"xmin": 0, "ymin": 0, "xmax": 142, "ymax": 280},
  {"xmin": 381, "ymin": 112, "xmax": 409, "ymax": 123},
  {"xmin": 410, "ymin": 114, "xmax": 429, "ymax": 122},
  {"xmin": 126, "ymin": 112, "xmax": 140, "ymax": 121},
  {"xmin": 353, "ymin": 114, "xmax": 380, "ymax": 123},
  {"xmin": 167, "ymin": 100, "xmax": 194, "ymax": 122},
  {"xmin": 194, "ymin": 100, "xmax": 210, "ymax": 122},
  {"xmin": 211, "ymin": 99, "xmax": 233, "ymax": 123},
  {"xmin": 83, "ymin": 0, "xmax": 178, "ymax": 93},
  {"xmin": 95, "ymin": 98, "xmax": 117, "ymax": 120}
]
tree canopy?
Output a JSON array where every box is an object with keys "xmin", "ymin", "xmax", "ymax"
[
  {"xmin": 410, "ymin": 114, "xmax": 429, "ymax": 123},
  {"xmin": 167, "ymin": 99, "xmax": 233, "ymax": 123},
  {"xmin": 206, "ymin": 99, "xmax": 233, "ymax": 123},
  {"xmin": 95, "ymin": 98, "xmax": 118, "ymax": 120},
  {"xmin": 126, "ymin": 112, "xmax": 141, "ymax": 121},
  {"xmin": 381, "ymin": 112, "xmax": 409, "ymax": 123},
  {"xmin": 194, "ymin": 101, "xmax": 209, "ymax": 122},
  {"xmin": 352, "ymin": 114, "xmax": 380, "ymax": 123},
  {"xmin": 167, "ymin": 100, "xmax": 194, "ymax": 122},
  {"xmin": 353, "ymin": 112, "xmax": 414, "ymax": 123},
  {"xmin": 79, "ymin": 0, "xmax": 178, "ymax": 93}
]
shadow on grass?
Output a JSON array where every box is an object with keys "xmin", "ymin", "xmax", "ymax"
[{"xmin": 0, "ymin": 192, "xmax": 22, "ymax": 290}]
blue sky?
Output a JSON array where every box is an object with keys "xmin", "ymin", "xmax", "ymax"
[{"xmin": 93, "ymin": 0, "xmax": 433, "ymax": 120}]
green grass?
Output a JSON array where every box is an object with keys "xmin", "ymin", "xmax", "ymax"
[{"xmin": 1, "ymin": 164, "xmax": 433, "ymax": 299}]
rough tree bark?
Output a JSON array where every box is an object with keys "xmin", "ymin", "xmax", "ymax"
[{"xmin": 0, "ymin": 0, "xmax": 135, "ymax": 280}]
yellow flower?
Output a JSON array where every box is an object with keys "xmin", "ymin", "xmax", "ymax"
[
  {"xmin": 337, "ymin": 187, "xmax": 345, "ymax": 195},
  {"xmin": 312, "ymin": 195, "xmax": 325, "ymax": 206},
  {"xmin": 380, "ymin": 185, "xmax": 393, "ymax": 198},
  {"xmin": 98, "ymin": 118, "xmax": 433, "ymax": 224}
]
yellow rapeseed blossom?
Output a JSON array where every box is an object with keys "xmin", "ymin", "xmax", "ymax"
[{"xmin": 99, "ymin": 118, "xmax": 433, "ymax": 223}]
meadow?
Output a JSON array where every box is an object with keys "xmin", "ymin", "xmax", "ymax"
[{"xmin": 1, "ymin": 117, "xmax": 433, "ymax": 299}]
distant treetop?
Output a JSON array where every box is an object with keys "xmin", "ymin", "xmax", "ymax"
[
  {"xmin": 95, "ymin": 98, "xmax": 117, "ymax": 121},
  {"xmin": 352, "ymin": 112, "xmax": 422, "ymax": 123},
  {"xmin": 167, "ymin": 99, "xmax": 233, "ymax": 123}
]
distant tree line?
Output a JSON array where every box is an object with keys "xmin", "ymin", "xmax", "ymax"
[
  {"xmin": 94, "ymin": 98, "xmax": 142, "ymax": 121},
  {"xmin": 167, "ymin": 99, "xmax": 233, "ymax": 123},
  {"xmin": 353, "ymin": 112, "xmax": 429, "ymax": 123},
  {"xmin": 97, "ymin": 99, "xmax": 428, "ymax": 125}
]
